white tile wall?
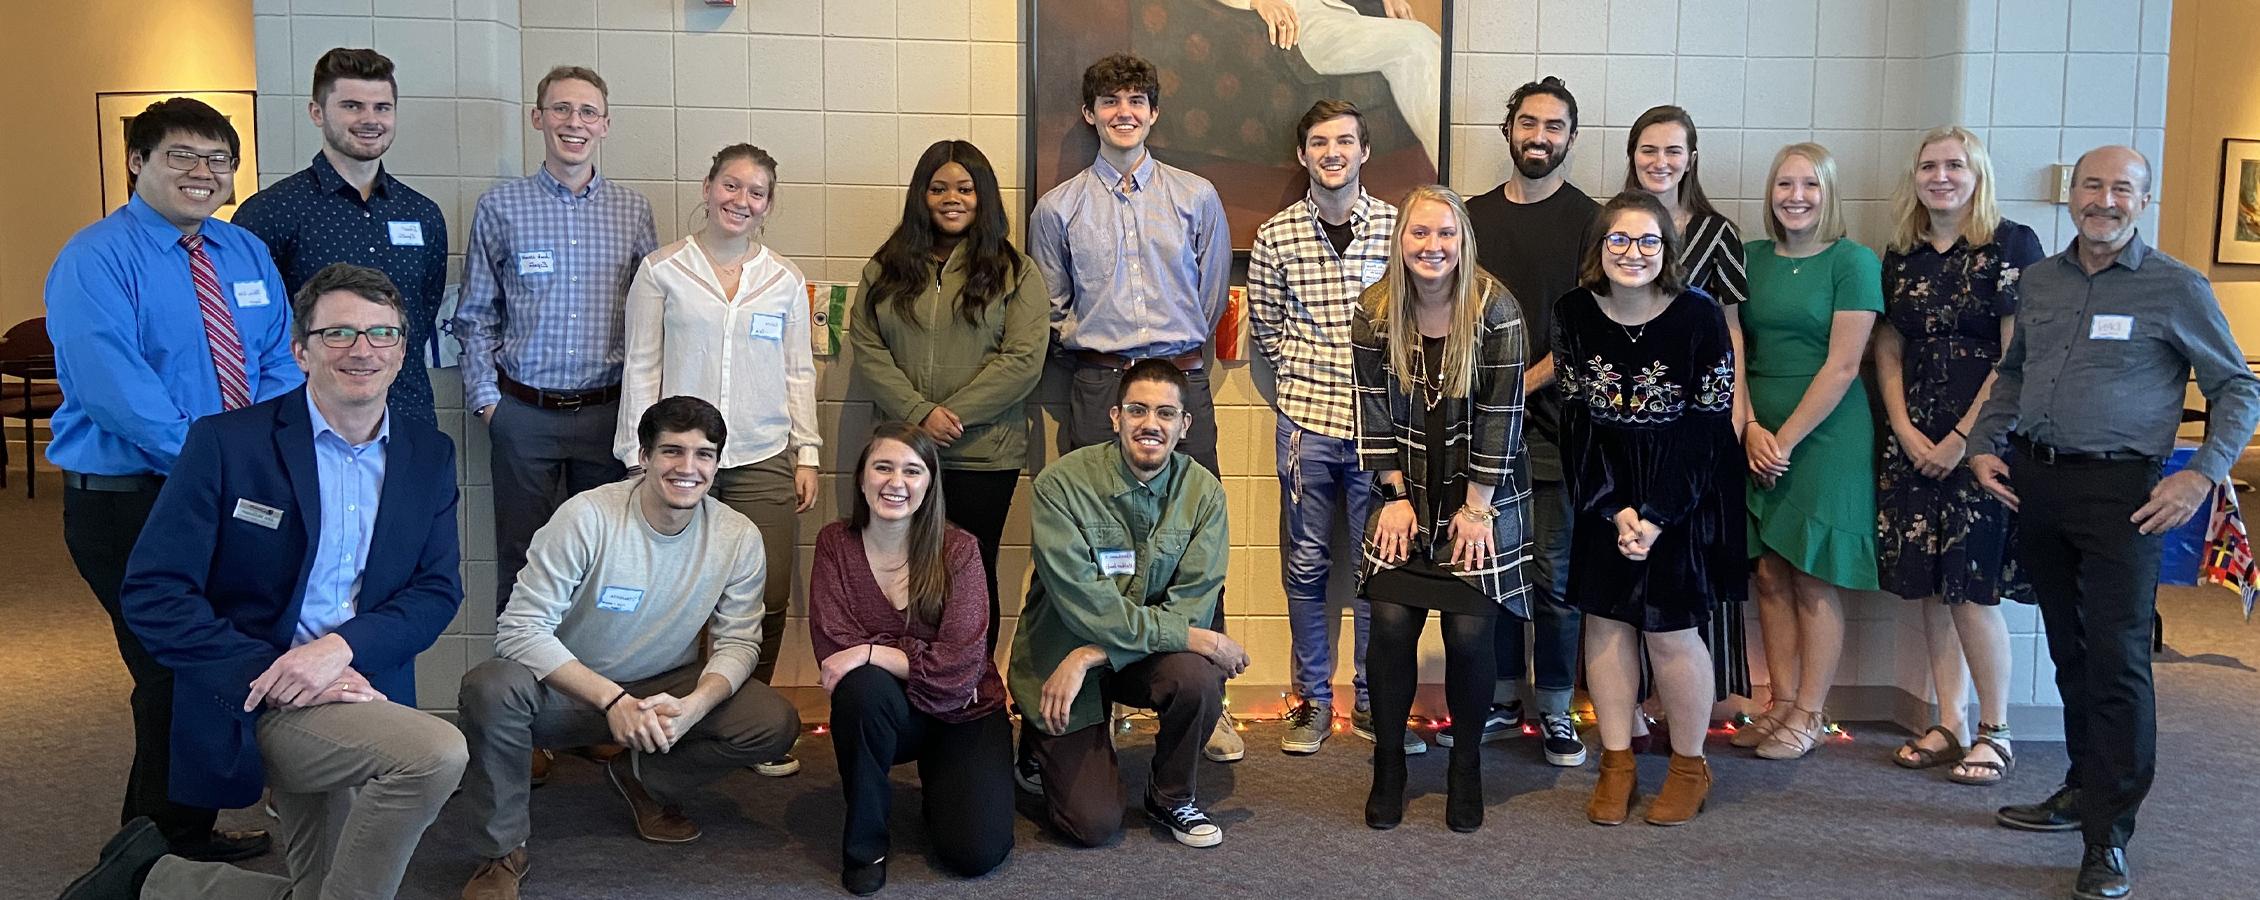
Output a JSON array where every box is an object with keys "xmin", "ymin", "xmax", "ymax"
[{"xmin": 250, "ymin": 0, "xmax": 2169, "ymax": 715}]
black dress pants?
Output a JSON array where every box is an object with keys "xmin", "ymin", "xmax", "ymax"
[
  {"xmin": 2015, "ymin": 454, "xmax": 2162, "ymax": 848},
  {"xmin": 940, "ymin": 467, "xmax": 1021, "ymax": 656},
  {"xmin": 63, "ymin": 481, "xmax": 219, "ymax": 846},
  {"xmin": 829, "ymin": 667, "xmax": 1014, "ymax": 875}
]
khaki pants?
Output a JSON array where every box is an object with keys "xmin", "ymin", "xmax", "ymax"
[
  {"xmin": 141, "ymin": 700, "xmax": 468, "ymax": 900},
  {"xmin": 713, "ymin": 452, "xmax": 798, "ymax": 683}
]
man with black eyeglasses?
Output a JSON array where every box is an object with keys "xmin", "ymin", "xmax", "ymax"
[{"xmin": 45, "ymin": 97, "xmax": 302, "ymax": 863}]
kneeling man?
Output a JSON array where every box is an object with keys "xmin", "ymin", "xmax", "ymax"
[
  {"xmin": 64, "ymin": 263, "xmax": 469, "ymax": 900},
  {"xmin": 1010, "ymin": 359, "xmax": 1250, "ymax": 849},
  {"xmin": 456, "ymin": 395, "xmax": 799, "ymax": 899}
]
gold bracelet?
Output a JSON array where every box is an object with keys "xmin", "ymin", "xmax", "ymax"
[{"xmin": 1457, "ymin": 503, "xmax": 1497, "ymax": 522}]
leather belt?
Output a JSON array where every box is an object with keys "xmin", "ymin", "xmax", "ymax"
[
  {"xmin": 63, "ymin": 471, "xmax": 165, "ymax": 492},
  {"xmin": 498, "ymin": 372, "xmax": 621, "ymax": 411},
  {"xmin": 2010, "ymin": 435, "xmax": 2153, "ymax": 466},
  {"xmin": 1071, "ymin": 349, "xmax": 1205, "ymax": 372}
]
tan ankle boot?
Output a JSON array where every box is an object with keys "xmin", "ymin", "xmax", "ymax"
[
  {"xmin": 1645, "ymin": 753, "xmax": 1712, "ymax": 826},
  {"xmin": 1586, "ymin": 748, "xmax": 1638, "ymax": 825}
]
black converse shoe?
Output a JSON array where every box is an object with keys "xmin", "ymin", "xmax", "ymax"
[
  {"xmin": 1144, "ymin": 794, "xmax": 1224, "ymax": 848},
  {"xmin": 1434, "ymin": 700, "xmax": 1524, "ymax": 748},
  {"xmin": 1542, "ymin": 712, "xmax": 1588, "ymax": 766}
]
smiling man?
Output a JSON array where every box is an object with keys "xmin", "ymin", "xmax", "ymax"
[
  {"xmin": 454, "ymin": 395, "xmax": 798, "ymax": 900},
  {"xmin": 44, "ymin": 97, "xmax": 303, "ymax": 863},
  {"xmin": 1008, "ymin": 360, "xmax": 1248, "ymax": 850},
  {"xmin": 453, "ymin": 65, "xmax": 658, "ymax": 618},
  {"xmin": 1969, "ymin": 145, "xmax": 2260, "ymax": 900},
  {"xmin": 235, "ymin": 48, "xmax": 450, "ymax": 430}
]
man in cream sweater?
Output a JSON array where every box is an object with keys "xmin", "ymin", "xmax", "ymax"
[{"xmin": 455, "ymin": 395, "xmax": 800, "ymax": 900}]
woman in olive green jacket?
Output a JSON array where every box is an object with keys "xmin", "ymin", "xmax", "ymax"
[{"xmin": 852, "ymin": 139, "xmax": 1048, "ymax": 652}]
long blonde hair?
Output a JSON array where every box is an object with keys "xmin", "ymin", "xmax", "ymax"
[
  {"xmin": 1762, "ymin": 142, "xmax": 1847, "ymax": 244},
  {"xmin": 1368, "ymin": 185, "xmax": 1496, "ymax": 398},
  {"xmin": 1886, "ymin": 126, "xmax": 2003, "ymax": 253}
]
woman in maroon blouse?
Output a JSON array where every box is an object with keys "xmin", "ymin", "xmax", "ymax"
[{"xmin": 811, "ymin": 423, "xmax": 1012, "ymax": 894}]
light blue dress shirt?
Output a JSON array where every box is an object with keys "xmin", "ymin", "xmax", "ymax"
[
  {"xmin": 1029, "ymin": 153, "xmax": 1231, "ymax": 358},
  {"xmin": 296, "ymin": 393, "xmax": 390, "ymax": 646}
]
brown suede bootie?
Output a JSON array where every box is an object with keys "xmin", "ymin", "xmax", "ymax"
[
  {"xmin": 1586, "ymin": 748, "xmax": 1638, "ymax": 825},
  {"xmin": 1645, "ymin": 753, "xmax": 1712, "ymax": 826}
]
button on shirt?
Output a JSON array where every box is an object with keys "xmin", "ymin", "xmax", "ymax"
[
  {"xmin": 1247, "ymin": 189, "xmax": 1398, "ymax": 438},
  {"xmin": 297, "ymin": 393, "xmax": 389, "ymax": 646},
  {"xmin": 614, "ymin": 240, "xmax": 821, "ymax": 469},
  {"xmin": 1971, "ymin": 235, "xmax": 2260, "ymax": 482},
  {"xmin": 1030, "ymin": 153, "xmax": 1231, "ymax": 357},
  {"xmin": 234, "ymin": 153, "xmax": 449, "ymax": 429},
  {"xmin": 454, "ymin": 167, "xmax": 657, "ymax": 410},
  {"xmin": 44, "ymin": 197, "xmax": 303, "ymax": 476}
]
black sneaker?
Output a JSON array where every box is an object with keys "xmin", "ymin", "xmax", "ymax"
[
  {"xmin": 1433, "ymin": 701, "xmax": 1523, "ymax": 748},
  {"xmin": 1541, "ymin": 712, "xmax": 1587, "ymax": 766},
  {"xmin": 1144, "ymin": 794, "xmax": 1223, "ymax": 848},
  {"xmin": 1014, "ymin": 752, "xmax": 1044, "ymax": 795}
]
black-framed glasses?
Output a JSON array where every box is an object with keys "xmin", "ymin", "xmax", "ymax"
[
  {"xmin": 307, "ymin": 326, "xmax": 404, "ymax": 349},
  {"xmin": 543, "ymin": 102, "xmax": 606, "ymax": 124},
  {"xmin": 160, "ymin": 150, "xmax": 238, "ymax": 174},
  {"xmin": 1118, "ymin": 403, "xmax": 1184, "ymax": 423},
  {"xmin": 1603, "ymin": 232, "xmax": 1664, "ymax": 257}
]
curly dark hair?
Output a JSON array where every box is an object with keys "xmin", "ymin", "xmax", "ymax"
[
  {"xmin": 1504, "ymin": 75, "xmax": 1580, "ymax": 132},
  {"xmin": 1080, "ymin": 53, "xmax": 1161, "ymax": 111}
]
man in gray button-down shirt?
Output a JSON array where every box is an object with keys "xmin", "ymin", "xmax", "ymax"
[{"xmin": 1968, "ymin": 145, "xmax": 2260, "ymax": 900}]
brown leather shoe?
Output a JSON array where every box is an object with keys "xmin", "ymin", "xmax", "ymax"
[
  {"xmin": 461, "ymin": 847, "xmax": 529, "ymax": 900},
  {"xmin": 530, "ymin": 749, "xmax": 553, "ymax": 787},
  {"xmin": 1586, "ymin": 748, "xmax": 1637, "ymax": 825},
  {"xmin": 1645, "ymin": 753, "xmax": 1712, "ymax": 826},
  {"xmin": 607, "ymin": 755, "xmax": 700, "ymax": 843}
]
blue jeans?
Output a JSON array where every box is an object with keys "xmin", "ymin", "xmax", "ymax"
[
  {"xmin": 1494, "ymin": 477, "xmax": 1581, "ymax": 716},
  {"xmin": 1277, "ymin": 418, "xmax": 1376, "ymax": 707}
]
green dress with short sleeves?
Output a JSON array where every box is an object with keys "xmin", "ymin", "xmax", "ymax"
[{"xmin": 1742, "ymin": 238, "xmax": 1884, "ymax": 590}]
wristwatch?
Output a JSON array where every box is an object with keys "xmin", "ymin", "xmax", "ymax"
[{"xmin": 1377, "ymin": 480, "xmax": 1410, "ymax": 503}]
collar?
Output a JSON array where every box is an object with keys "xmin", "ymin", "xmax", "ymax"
[
  {"xmin": 1092, "ymin": 153, "xmax": 1158, "ymax": 193},
  {"xmin": 1302, "ymin": 188, "xmax": 1376, "ymax": 229},
  {"xmin": 125, "ymin": 195, "xmax": 222, "ymax": 250},
  {"xmin": 305, "ymin": 390, "xmax": 391, "ymax": 450},
  {"xmin": 2059, "ymin": 230, "xmax": 2150, "ymax": 273},
  {"xmin": 310, "ymin": 152, "xmax": 392, "ymax": 201},
  {"xmin": 1105, "ymin": 440, "xmax": 1177, "ymax": 499},
  {"xmin": 535, "ymin": 165, "xmax": 605, "ymax": 200}
]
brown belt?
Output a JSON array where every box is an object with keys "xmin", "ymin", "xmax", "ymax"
[
  {"xmin": 1071, "ymin": 349, "xmax": 1205, "ymax": 372},
  {"xmin": 497, "ymin": 372, "xmax": 621, "ymax": 410}
]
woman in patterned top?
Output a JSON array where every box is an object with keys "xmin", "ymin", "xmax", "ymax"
[
  {"xmin": 1352, "ymin": 185, "xmax": 1530, "ymax": 833},
  {"xmin": 1556, "ymin": 191, "xmax": 1743, "ymax": 827},
  {"xmin": 1872, "ymin": 127, "xmax": 2042, "ymax": 787}
]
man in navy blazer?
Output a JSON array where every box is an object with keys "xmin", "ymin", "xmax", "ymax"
[{"xmin": 62, "ymin": 263, "xmax": 467, "ymax": 900}]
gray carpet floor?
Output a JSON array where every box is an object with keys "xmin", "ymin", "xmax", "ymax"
[{"xmin": 7, "ymin": 468, "xmax": 2259, "ymax": 899}]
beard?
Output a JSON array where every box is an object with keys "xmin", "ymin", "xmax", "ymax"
[{"xmin": 1511, "ymin": 139, "xmax": 1567, "ymax": 180}]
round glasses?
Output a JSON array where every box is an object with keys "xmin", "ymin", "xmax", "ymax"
[
  {"xmin": 307, "ymin": 326, "xmax": 405, "ymax": 349},
  {"xmin": 1603, "ymin": 232, "xmax": 1664, "ymax": 257}
]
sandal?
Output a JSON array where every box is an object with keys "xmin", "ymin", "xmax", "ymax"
[
  {"xmin": 1894, "ymin": 725, "xmax": 1965, "ymax": 769},
  {"xmin": 1729, "ymin": 702, "xmax": 1793, "ymax": 749},
  {"xmin": 1948, "ymin": 725, "xmax": 2014, "ymax": 786},
  {"xmin": 1756, "ymin": 707, "xmax": 1825, "ymax": 760}
]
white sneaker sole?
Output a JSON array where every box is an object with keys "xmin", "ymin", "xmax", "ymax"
[
  {"xmin": 1203, "ymin": 746, "xmax": 1246, "ymax": 763},
  {"xmin": 754, "ymin": 758, "xmax": 802, "ymax": 777},
  {"xmin": 1151, "ymin": 817, "xmax": 1224, "ymax": 848},
  {"xmin": 1546, "ymin": 746, "xmax": 1588, "ymax": 767},
  {"xmin": 1280, "ymin": 735, "xmax": 1326, "ymax": 755}
]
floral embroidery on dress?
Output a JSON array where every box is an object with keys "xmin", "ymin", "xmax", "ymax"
[{"xmin": 1695, "ymin": 352, "xmax": 1736, "ymax": 412}]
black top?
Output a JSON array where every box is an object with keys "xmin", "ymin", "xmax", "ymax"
[
  {"xmin": 1464, "ymin": 181, "xmax": 1602, "ymax": 471},
  {"xmin": 1320, "ymin": 217, "xmax": 1356, "ymax": 258}
]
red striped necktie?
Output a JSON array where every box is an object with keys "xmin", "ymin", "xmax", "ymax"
[{"xmin": 180, "ymin": 234, "xmax": 251, "ymax": 411}]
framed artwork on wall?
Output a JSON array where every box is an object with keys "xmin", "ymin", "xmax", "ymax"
[
  {"xmin": 1026, "ymin": 0, "xmax": 1451, "ymax": 250},
  {"xmin": 2218, "ymin": 138, "xmax": 2260, "ymax": 265},
  {"xmin": 94, "ymin": 90, "xmax": 259, "ymax": 221}
]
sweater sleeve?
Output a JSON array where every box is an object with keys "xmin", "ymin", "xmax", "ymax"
[
  {"xmin": 493, "ymin": 494, "xmax": 603, "ymax": 678},
  {"xmin": 807, "ymin": 524, "xmax": 876, "ymax": 663},
  {"xmin": 701, "ymin": 514, "xmax": 767, "ymax": 693},
  {"xmin": 898, "ymin": 532, "xmax": 998, "ymax": 714}
]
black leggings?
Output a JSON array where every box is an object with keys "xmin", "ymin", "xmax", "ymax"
[{"xmin": 1366, "ymin": 599, "xmax": 1498, "ymax": 752}]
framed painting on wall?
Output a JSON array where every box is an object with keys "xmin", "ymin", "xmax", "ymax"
[
  {"xmin": 95, "ymin": 90, "xmax": 259, "ymax": 221},
  {"xmin": 1027, "ymin": 0, "xmax": 1451, "ymax": 250},
  {"xmin": 2218, "ymin": 138, "xmax": 2260, "ymax": 265}
]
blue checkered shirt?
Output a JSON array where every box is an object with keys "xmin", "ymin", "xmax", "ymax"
[
  {"xmin": 1247, "ymin": 189, "xmax": 1397, "ymax": 438},
  {"xmin": 454, "ymin": 167, "xmax": 657, "ymax": 411}
]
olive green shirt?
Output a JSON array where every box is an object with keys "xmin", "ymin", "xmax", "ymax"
[
  {"xmin": 850, "ymin": 246, "xmax": 1049, "ymax": 470},
  {"xmin": 1006, "ymin": 441, "xmax": 1229, "ymax": 735}
]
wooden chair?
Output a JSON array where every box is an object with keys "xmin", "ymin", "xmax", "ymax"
[{"xmin": 0, "ymin": 317, "xmax": 63, "ymax": 497}]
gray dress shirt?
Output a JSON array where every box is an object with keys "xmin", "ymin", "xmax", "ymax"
[{"xmin": 1970, "ymin": 234, "xmax": 2260, "ymax": 482}]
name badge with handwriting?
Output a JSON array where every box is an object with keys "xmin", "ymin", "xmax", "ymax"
[
  {"xmin": 1361, "ymin": 259, "xmax": 1388, "ymax": 286},
  {"xmin": 2089, "ymin": 314, "xmax": 2134, "ymax": 341},
  {"xmin": 750, "ymin": 312, "xmax": 785, "ymax": 341},
  {"xmin": 517, "ymin": 250, "xmax": 556, "ymax": 275},
  {"xmin": 232, "ymin": 498, "xmax": 285, "ymax": 530},
  {"xmin": 388, "ymin": 221, "xmax": 425, "ymax": 246},
  {"xmin": 232, "ymin": 281, "xmax": 271, "ymax": 308},
  {"xmin": 1097, "ymin": 549, "xmax": 1137, "ymax": 577},
  {"xmin": 597, "ymin": 585, "xmax": 645, "ymax": 613}
]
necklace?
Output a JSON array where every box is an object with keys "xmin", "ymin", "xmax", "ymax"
[{"xmin": 1618, "ymin": 319, "xmax": 1649, "ymax": 343}]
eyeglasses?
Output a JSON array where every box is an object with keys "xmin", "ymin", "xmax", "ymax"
[
  {"xmin": 160, "ymin": 150, "xmax": 238, "ymax": 174},
  {"xmin": 1603, "ymin": 232, "xmax": 1664, "ymax": 257},
  {"xmin": 307, "ymin": 326, "xmax": 405, "ymax": 349},
  {"xmin": 543, "ymin": 102, "xmax": 607, "ymax": 124},
  {"xmin": 1118, "ymin": 403, "xmax": 1184, "ymax": 424}
]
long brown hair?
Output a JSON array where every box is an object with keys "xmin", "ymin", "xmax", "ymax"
[
  {"xmin": 1366, "ymin": 185, "xmax": 1497, "ymax": 398},
  {"xmin": 1621, "ymin": 105, "xmax": 1721, "ymax": 221},
  {"xmin": 846, "ymin": 423, "xmax": 952, "ymax": 628}
]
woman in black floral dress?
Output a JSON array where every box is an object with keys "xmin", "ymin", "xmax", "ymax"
[{"xmin": 1872, "ymin": 126, "xmax": 2042, "ymax": 786}]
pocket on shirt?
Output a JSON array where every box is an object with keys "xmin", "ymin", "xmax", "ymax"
[{"xmin": 1143, "ymin": 527, "xmax": 1191, "ymax": 592}]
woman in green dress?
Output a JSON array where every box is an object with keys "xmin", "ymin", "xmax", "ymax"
[{"xmin": 1734, "ymin": 143, "xmax": 1883, "ymax": 760}]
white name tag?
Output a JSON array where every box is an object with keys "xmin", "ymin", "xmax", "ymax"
[
  {"xmin": 2089, "ymin": 314, "xmax": 2134, "ymax": 340},
  {"xmin": 1097, "ymin": 548, "xmax": 1137, "ymax": 577},
  {"xmin": 388, "ymin": 221, "xmax": 425, "ymax": 246},
  {"xmin": 232, "ymin": 498, "xmax": 284, "ymax": 529},
  {"xmin": 516, "ymin": 250, "xmax": 556, "ymax": 275},
  {"xmin": 596, "ymin": 585, "xmax": 644, "ymax": 613},
  {"xmin": 231, "ymin": 281, "xmax": 270, "ymax": 308},
  {"xmin": 1360, "ymin": 259, "xmax": 1388, "ymax": 286},
  {"xmin": 749, "ymin": 312, "xmax": 784, "ymax": 341}
]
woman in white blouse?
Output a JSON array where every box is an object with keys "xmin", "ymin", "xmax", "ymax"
[{"xmin": 616, "ymin": 144, "xmax": 819, "ymax": 759}]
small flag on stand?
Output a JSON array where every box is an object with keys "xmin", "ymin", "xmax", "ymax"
[
  {"xmin": 2198, "ymin": 484, "xmax": 2258, "ymax": 621},
  {"xmin": 1213, "ymin": 286, "xmax": 1248, "ymax": 363},
  {"xmin": 807, "ymin": 282, "xmax": 849, "ymax": 358}
]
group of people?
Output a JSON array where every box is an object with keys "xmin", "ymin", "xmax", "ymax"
[{"xmin": 41, "ymin": 42, "xmax": 2251, "ymax": 900}]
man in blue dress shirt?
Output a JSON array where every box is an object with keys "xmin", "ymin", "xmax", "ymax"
[
  {"xmin": 45, "ymin": 97, "xmax": 301, "ymax": 862},
  {"xmin": 58, "ymin": 263, "xmax": 468, "ymax": 900},
  {"xmin": 235, "ymin": 47, "xmax": 450, "ymax": 429}
]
